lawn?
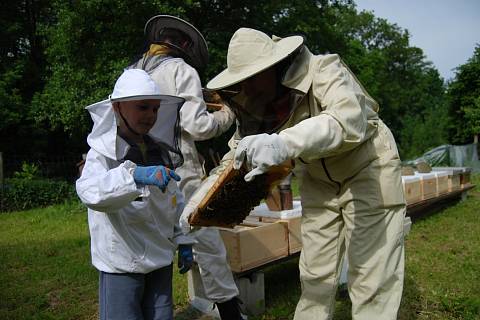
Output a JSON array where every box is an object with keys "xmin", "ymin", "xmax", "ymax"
[{"xmin": 1, "ymin": 176, "xmax": 479, "ymax": 319}]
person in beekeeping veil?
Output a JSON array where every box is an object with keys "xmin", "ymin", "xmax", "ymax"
[
  {"xmin": 183, "ymin": 27, "xmax": 407, "ymax": 320},
  {"xmin": 76, "ymin": 69, "xmax": 194, "ymax": 320}
]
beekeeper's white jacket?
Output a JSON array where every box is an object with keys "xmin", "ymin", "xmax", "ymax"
[
  {"xmin": 76, "ymin": 100, "xmax": 192, "ymax": 274},
  {"xmin": 137, "ymin": 57, "xmax": 239, "ymax": 302},
  {"xmin": 278, "ymin": 47, "xmax": 406, "ymax": 320}
]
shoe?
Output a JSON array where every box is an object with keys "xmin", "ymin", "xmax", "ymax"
[{"xmin": 215, "ymin": 297, "xmax": 245, "ymax": 320}]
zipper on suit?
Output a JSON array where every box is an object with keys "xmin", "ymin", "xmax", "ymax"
[{"xmin": 321, "ymin": 158, "xmax": 341, "ymax": 195}]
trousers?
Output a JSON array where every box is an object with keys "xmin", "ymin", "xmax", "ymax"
[{"xmin": 99, "ymin": 264, "xmax": 173, "ymax": 320}]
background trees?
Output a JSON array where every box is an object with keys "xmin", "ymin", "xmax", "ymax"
[
  {"xmin": 446, "ymin": 45, "xmax": 480, "ymax": 144},
  {"xmin": 1, "ymin": 0, "xmax": 476, "ymax": 177},
  {"xmin": 0, "ymin": 0, "xmax": 52, "ymax": 156}
]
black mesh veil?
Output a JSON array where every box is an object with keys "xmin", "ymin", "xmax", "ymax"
[
  {"xmin": 120, "ymin": 98, "xmax": 184, "ymax": 169},
  {"xmin": 215, "ymin": 45, "xmax": 306, "ymax": 137}
]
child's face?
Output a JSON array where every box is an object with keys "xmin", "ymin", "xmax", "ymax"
[{"xmin": 114, "ymin": 99, "xmax": 160, "ymax": 135}]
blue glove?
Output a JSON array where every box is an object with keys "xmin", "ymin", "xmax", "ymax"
[
  {"xmin": 133, "ymin": 165, "xmax": 181, "ymax": 191},
  {"xmin": 178, "ymin": 244, "xmax": 193, "ymax": 274}
]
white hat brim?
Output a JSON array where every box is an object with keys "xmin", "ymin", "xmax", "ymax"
[
  {"xmin": 110, "ymin": 94, "xmax": 185, "ymax": 105},
  {"xmin": 206, "ymin": 35, "xmax": 304, "ymax": 90}
]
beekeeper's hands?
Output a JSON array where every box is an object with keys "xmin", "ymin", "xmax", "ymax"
[
  {"xmin": 234, "ymin": 133, "xmax": 291, "ymax": 182},
  {"xmin": 177, "ymin": 244, "xmax": 193, "ymax": 274},
  {"xmin": 133, "ymin": 165, "xmax": 181, "ymax": 192},
  {"xmin": 179, "ymin": 174, "xmax": 220, "ymax": 233}
]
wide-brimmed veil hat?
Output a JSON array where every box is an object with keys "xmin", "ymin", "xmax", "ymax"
[
  {"xmin": 87, "ymin": 68, "xmax": 185, "ymax": 165},
  {"xmin": 144, "ymin": 15, "xmax": 208, "ymax": 70},
  {"xmin": 207, "ymin": 28, "xmax": 304, "ymax": 90},
  {"xmin": 109, "ymin": 68, "xmax": 184, "ymax": 104}
]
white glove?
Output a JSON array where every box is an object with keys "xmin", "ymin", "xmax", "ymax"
[
  {"xmin": 179, "ymin": 174, "xmax": 220, "ymax": 233},
  {"xmin": 234, "ymin": 133, "xmax": 292, "ymax": 182}
]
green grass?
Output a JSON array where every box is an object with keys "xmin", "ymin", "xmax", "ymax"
[
  {"xmin": 0, "ymin": 201, "xmax": 97, "ymax": 320},
  {"xmin": 1, "ymin": 176, "xmax": 479, "ymax": 319},
  {"xmin": 399, "ymin": 181, "xmax": 480, "ymax": 320}
]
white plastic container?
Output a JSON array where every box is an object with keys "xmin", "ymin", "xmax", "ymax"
[{"xmin": 250, "ymin": 200, "xmax": 302, "ymax": 219}]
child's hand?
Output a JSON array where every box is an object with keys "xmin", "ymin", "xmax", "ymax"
[
  {"xmin": 133, "ymin": 165, "xmax": 181, "ymax": 191},
  {"xmin": 177, "ymin": 244, "xmax": 193, "ymax": 274}
]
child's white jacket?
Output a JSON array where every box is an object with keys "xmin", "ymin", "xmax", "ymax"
[{"xmin": 76, "ymin": 99, "xmax": 193, "ymax": 274}]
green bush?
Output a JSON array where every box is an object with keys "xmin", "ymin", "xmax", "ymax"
[
  {"xmin": 0, "ymin": 178, "xmax": 76, "ymax": 212},
  {"xmin": 13, "ymin": 162, "xmax": 40, "ymax": 180}
]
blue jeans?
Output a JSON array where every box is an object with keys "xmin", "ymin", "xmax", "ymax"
[{"xmin": 99, "ymin": 264, "xmax": 173, "ymax": 320}]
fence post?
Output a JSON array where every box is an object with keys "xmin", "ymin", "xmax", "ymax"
[
  {"xmin": 0, "ymin": 152, "xmax": 3, "ymax": 185},
  {"xmin": 0, "ymin": 152, "xmax": 3, "ymax": 211},
  {"xmin": 475, "ymin": 134, "xmax": 479, "ymax": 159}
]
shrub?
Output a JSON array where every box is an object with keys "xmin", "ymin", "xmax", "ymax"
[
  {"xmin": 0, "ymin": 177, "xmax": 76, "ymax": 212},
  {"xmin": 13, "ymin": 162, "xmax": 40, "ymax": 180}
]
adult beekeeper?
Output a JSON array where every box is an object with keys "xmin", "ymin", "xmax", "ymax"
[
  {"xmin": 183, "ymin": 27, "xmax": 406, "ymax": 320},
  {"xmin": 129, "ymin": 15, "xmax": 242, "ymax": 319}
]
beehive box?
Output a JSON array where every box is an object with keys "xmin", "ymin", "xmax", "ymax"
[
  {"xmin": 432, "ymin": 167, "xmax": 461, "ymax": 191},
  {"xmin": 415, "ymin": 172, "xmax": 437, "ymax": 200},
  {"xmin": 219, "ymin": 221, "xmax": 289, "ymax": 273},
  {"xmin": 402, "ymin": 175, "xmax": 422, "ymax": 204},
  {"xmin": 261, "ymin": 217, "xmax": 302, "ymax": 255},
  {"xmin": 433, "ymin": 171, "xmax": 449, "ymax": 195},
  {"xmin": 459, "ymin": 167, "xmax": 472, "ymax": 188}
]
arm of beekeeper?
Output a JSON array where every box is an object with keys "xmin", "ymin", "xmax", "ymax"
[
  {"xmin": 75, "ymin": 150, "xmax": 145, "ymax": 212},
  {"xmin": 179, "ymin": 132, "xmax": 238, "ymax": 232},
  {"xmin": 152, "ymin": 59, "xmax": 235, "ymax": 140},
  {"xmin": 278, "ymin": 54, "xmax": 379, "ymax": 162},
  {"xmin": 208, "ymin": 132, "xmax": 237, "ymax": 174},
  {"xmin": 173, "ymin": 188, "xmax": 196, "ymax": 244}
]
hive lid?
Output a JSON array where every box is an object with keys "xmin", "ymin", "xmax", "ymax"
[
  {"xmin": 432, "ymin": 167, "xmax": 463, "ymax": 174},
  {"xmin": 433, "ymin": 171, "xmax": 449, "ymax": 177},
  {"xmin": 402, "ymin": 175, "xmax": 420, "ymax": 182},
  {"xmin": 414, "ymin": 172, "xmax": 436, "ymax": 179}
]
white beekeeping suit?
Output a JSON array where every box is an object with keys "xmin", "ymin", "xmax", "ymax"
[
  {"xmin": 76, "ymin": 69, "xmax": 192, "ymax": 274},
  {"xmin": 130, "ymin": 15, "xmax": 243, "ymax": 319}
]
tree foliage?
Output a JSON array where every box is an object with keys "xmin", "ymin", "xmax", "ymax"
[
  {"xmin": 31, "ymin": 0, "xmax": 182, "ymax": 139},
  {"xmin": 337, "ymin": 8, "xmax": 449, "ymax": 157},
  {"xmin": 30, "ymin": 0, "xmax": 358, "ymax": 152},
  {"xmin": 0, "ymin": 0, "xmax": 464, "ymax": 162},
  {"xmin": 446, "ymin": 45, "xmax": 480, "ymax": 144},
  {"xmin": 0, "ymin": 0, "xmax": 53, "ymax": 155}
]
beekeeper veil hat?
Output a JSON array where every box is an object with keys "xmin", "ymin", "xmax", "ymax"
[
  {"xmin": 144, "ymin": 15, "xmax": 208, "ymax": 70},
  {"xmin": 86, "ymin": 69, "xmax": 185, "ymax": 168},
  {"xmin": 207, "ymin": 28, "xmax": 304, "ymax": 90}
]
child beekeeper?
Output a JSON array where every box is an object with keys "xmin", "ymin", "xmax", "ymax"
[{"xmin": 76, "ymin": 68, "xmax": 194, "ymax": 320}]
